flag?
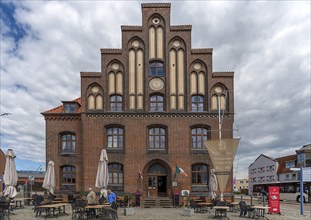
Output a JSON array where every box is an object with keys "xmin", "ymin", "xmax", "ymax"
[
  {"xmin": 233, "ymin": 176, "xmax": 236, "ymax": 185},
  {"xmin": 139, "ymin": 169, "xmax": 143, "ymax": 179},
  {"xmin": 176, "ymin": 165, "xmax": 188, "ymax": 177}
]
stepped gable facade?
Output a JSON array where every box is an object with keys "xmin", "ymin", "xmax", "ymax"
[{"xmin": 42, "ymin": 3, "xmax": 235, "ymax": 198}]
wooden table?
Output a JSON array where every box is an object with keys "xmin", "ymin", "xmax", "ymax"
[
  {"xmin": 213, "ymin": 206, "xmax": 229, "ymax": 219},
  {"xmin": 251, "ymin": 206, "xmax": 270, "ymax": 220},
  {"xmin": 37, "ymin": 203, "xmax": 69, "ymax": 219}
]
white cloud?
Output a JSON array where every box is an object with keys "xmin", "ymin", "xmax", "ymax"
[{"xmin": 0, "ymin": 1, "xmax": 310, "ymax": 178}]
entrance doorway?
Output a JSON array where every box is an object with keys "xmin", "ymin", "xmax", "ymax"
[
  {"xmin": 157, "ymin": 176, "xmax": 167, "ymax": 197},
  {"xmin": 147, "ymin": 163, "xmax": 169, "ymax": 197}
]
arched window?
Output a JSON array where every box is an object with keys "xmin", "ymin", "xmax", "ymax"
[
  {"xmin": 107, "ymin": 127, "xmax": 124, "ymax": 149},
  {"xmin": 108, "ymin": 163, "xmax": 124, "ymax": 191},
  {"xmin": 60, "ymin": 133, "xmax": 76, "ymax": 154},
  {"xmin": 150, "ymin": 95, "xmax": 164, "ymax": 112},
  {"xmin": 87, "ymin": 85, "xmax": 103, "ymax": 110},
  {"xmin": 150, "ymin": 62, "xmax": 164, "ymax": 77},
  {"xmin": 61, "ymin": 165, "xmax": 76, "ymax": 185},
  {"xmin": 191, "ymin": 95, "xmax": 204, "ymax": 112},
  {"xmin": 191, "ymin": 164, "xmax": 208, "ymax": 184},
  {"xmin": 191, "ymin": 126, "xmax": 210, "ymax": 149},
  {"xmin": 111, "ymin": 95, "xmax": 123, "ymax": 111},
  {"xmin": 149, "ymin": 127, "xmax": 166, "ymax": 150},
  {"xmin": 211, "ymin": 85, "xmax": 227, "ymax": 111}
]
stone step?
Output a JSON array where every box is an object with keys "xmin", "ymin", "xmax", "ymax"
[{"xmin": 142, "ymin": 197, "xmax": 173, "ymax": 208}]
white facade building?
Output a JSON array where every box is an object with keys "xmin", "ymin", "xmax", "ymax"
[{"xmin": 248, "ymin": 154, "xmax": 278, "ymax": 195}]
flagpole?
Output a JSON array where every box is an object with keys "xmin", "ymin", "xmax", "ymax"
[{"xmin": 218, "ymin": 94, "xmax": 222, "ymax": 140}]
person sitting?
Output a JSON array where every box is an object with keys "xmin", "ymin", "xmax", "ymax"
[
  {"xmin": 259, "ymin": 188, "xmax": 268, "ymax": 197},
  {"xmin": 107, "ymin": 189, "xmax": 116, "ymax": 204}
]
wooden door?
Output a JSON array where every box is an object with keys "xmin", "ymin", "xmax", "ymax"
[{"xmin": 147, "ymin": 176, "xmax": 158, "ymax": 197}]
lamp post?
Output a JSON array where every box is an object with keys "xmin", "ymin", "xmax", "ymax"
[{"xmin": 290, "ymin": 167, "xmax": 304, "ymax": 215}]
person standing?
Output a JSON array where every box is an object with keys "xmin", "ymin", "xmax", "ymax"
[
  {"xmin": 87, "ymin": 188, "xmax": 96, "ymax": 205},
  {"xmin": 107, "ymin": 189, "xmax": 116, "ymax": 204}
]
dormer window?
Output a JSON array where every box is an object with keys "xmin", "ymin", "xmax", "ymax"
[
  {"xmin": 150, "ymin": 62, "xmax": 163, "ymax": 77},
  {"xmin": 63, "ymin": 103, "xmax": 76, "ymax": 113}
]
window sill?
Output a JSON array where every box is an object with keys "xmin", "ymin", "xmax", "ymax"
[
  {"xmin": 107, "ymin": 149, "xmax": 124, "ymax": 154},
  {"xmin": 147, "ymin": 149, "xmax": 167, "ymax": 154},
  {"xmin": 61, "ymin": 153, "xmax": 76, "ymax": 156},
  {"xmin": 191, "ymin": 149, "xmax": 208, "ymax": 154}
]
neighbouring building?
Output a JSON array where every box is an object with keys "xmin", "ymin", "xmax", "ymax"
[
  {"xmin": 248, "ymin": 154, "xmax": 278, "ymax": 195},
  {"xmin": 17, "ymin": 171, "xmax": 45, "ymax": 193},
  {"xmin": 0, "ymin": 149, "xmax": 5, "ymax": 192},
  {"xmin": 248, "ymin": 144, "xmax": 311, "ymax": 197},
  {"xmin": 233, "ymin": 177, "xmax": 249, "ymax": 194},
  {"xmin": 42, "ymin": 3, "xmax": 236, "ymax": 200}
]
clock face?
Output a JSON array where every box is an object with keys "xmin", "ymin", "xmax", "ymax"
[{"xmin": 149, "ymin": 78, "xmax": 164, "ymax": 91}]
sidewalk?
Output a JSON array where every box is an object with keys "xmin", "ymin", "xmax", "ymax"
[{"xmin": 6, "ymin": 204, "xmax": 311, "ymax": 220}]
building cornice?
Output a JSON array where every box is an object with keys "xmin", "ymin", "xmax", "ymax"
[
  {"xmin": 83, "ymin": 112, "xmax": 234, "ymax": 119},
  {"xmin": 171, "ymin": 25, "xmax": 192, "ymax": 31},
  {"xmin": 192, "ymin": 48, "xmax": 213, "ymax": 54},
  {"xmin": 121, "ymin": 26, "xmax": 143, "ymax": 31},
  {"xmin": 100, "ymin": 49, "xmax": 122, "ymax": 54},
  {"xmin": 80, "ymin": 72, "xmax": 102, "ymax": 77},
  {"xmin": 141, "ymin": 3, "xmax": 171, "ymax": 8},
  {"xmin": 212, "ymin": 72, "xmax": 234, "ymax": 77}
]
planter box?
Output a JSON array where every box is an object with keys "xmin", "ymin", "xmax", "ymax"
[
  {"xmin": 124, "ymin": 207, "xmax": 135, "ymax": 216},
  {"xmin": 183, "ymin": 208, "xmax": 194, "ymax": 216}
]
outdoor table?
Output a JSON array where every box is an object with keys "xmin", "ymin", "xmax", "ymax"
[
  {"xmin": 213, "ymin": 206, "xmax": 229, "ymax": 219},
  {"xmin": 250, "ymin": 206, "xmax": 270, "ymax": 220},
  {"xmin": 197, "ymin": 202, "xmax": 212, "ymax": 213},
  {"xmin": 37, "ymin": 203, "xmax": 69, "ymax": 219},
  {"xmin": 228, "ymin": 202, "xmax": 239, "ymax": 212}
]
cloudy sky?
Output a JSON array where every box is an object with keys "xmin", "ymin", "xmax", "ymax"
[{"xmin": 0, "ymin": 0, "xmax": 310, "ymax": 178}]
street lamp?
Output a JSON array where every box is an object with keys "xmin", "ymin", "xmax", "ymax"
[{"xmin": 290, "ymin": 167, "xmax": 304, "ymax": 215}]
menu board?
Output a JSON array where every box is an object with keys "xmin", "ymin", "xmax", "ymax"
[{"xmin": 268, "ymin": 186, "xmax": 281, "ymax": 214}]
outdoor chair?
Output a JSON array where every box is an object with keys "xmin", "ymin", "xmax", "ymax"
[
  {"xmin": 189, "ymin": 199, "xmax": 201, "ymax": 213},
  {"xmin": 98, "ymin": 196, "xmax": 107, "ymax": 205},
  {"xmin": 0, "ymin": 199, "xmax": 11, "ymax": 220},
  {"xmin": 239, "ymin": 201, "xmax": 255, "ymax": 218},
  {"xmin": 214, "ymin": 200, "xmax": 229, "ymax": 220},
  {"xmin": 71, "ymin": 202, "xmax": 85, "ymax": 220}
]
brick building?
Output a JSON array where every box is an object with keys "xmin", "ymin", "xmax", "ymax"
[
  {"xmin": 0, "ymin": 149, "xmax": 5, "ymax": 192},
  {"xmin": 42, "ymin": 3, "xmax": 235, "ymax": 199}
]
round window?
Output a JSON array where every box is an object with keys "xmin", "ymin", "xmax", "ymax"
[
  {"xmin": 91, "ymin": 86, "xmax": 99, "ymax": 93},
  {"xmin": 152, "ymin": 18, "xmax": 160, "ymax": 24},
  {"xmin": 214, "ymin": 86, "xmax": 223, "ymax": 94}
]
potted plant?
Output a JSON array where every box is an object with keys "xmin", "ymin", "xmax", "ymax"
[{"xmin": 123, "ymin": 194, "xmax": 135, "ymax": 216}]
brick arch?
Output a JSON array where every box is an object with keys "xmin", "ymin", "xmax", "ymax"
[{"xmin": 143, "ymin": 159, "xmax": 172, "ymax": 197}]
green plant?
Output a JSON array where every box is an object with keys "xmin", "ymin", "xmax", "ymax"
[
  {"xmin": 125, "ymin": 194, "xmax": 135, "ymax": 207},
  {"xmin": 79, "ymin": 191, "xmax": 87, "ymax": 197}
]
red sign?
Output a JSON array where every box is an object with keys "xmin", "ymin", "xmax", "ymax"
[{"xmin": 268, "ymin": 186, "xmax": 281, "ymax": 214}]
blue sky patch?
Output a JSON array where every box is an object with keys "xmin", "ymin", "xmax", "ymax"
[{"xmin": 0, "ymin": 1, "xmax": 27, "ymax": 43}]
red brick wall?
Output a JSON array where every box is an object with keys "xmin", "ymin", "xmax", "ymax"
[{"xmin": 0, "ymin": 150, "xmax": 5, "ymax": 192}]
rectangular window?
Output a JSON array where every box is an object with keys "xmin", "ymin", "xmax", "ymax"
[
  {"xmin": 64, "ymin": 103, "xmax": 76, "ymax": 113},
  {"xmin": 285, "ymin": 161, "xmax": 295, "ymax": 168}
]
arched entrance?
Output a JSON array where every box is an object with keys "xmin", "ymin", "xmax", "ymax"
[{"xmin": 145, "ymin": 160, "xmax": 171, "ymax": 197}]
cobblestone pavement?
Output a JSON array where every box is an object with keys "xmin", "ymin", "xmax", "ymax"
[{"xmin": 5, "ymin": 204, "xmax": 311, "ymax": 220}]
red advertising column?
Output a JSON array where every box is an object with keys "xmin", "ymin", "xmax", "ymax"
[{"xmin": 268, "ymin": 186, "xmax": 281, "ymax": 214}]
